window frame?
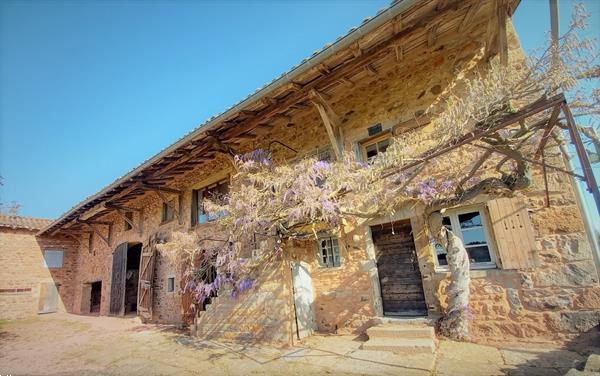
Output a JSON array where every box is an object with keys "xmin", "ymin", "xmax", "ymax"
[
  {"xmin": 123, "ymin": 211, "xmax": 134, "ymax": 231},
  {"xmin": 161, "ymin": 201, "xmax": 175, "ymax": 224},
  {"xmin": 43, "ymin": 249, "xmax": 64, "ymax": 269},
  {"xmin": 359, "ymin": 131, "xmax": 392, "ymax": 162},
  {"xmin": 166, "ymin": 275, "xmax": 176, "ymax": 293},
  {"xmin": 191, "ymin": 178, "xmax": 230, "ymax": 227},
  {"xmin": 432, "ymin": 206, "xmax": 497, "ymax": 271},
  {"xmin": 316, "ymin": 236, "xmax": 342, "ymax": 268}
]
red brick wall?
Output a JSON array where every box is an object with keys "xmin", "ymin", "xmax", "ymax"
[{"xmin": 0, "ymin": 228, "xmax": 77, "ymax": 319}]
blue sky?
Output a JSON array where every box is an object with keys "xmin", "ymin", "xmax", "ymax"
[{"xmin": 0, "ymin": 0, "xmax": 598, "ymax": 219}]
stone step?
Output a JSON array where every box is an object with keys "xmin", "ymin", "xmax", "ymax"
[
  {"xmin": 367, "ymin": 325, "xmax": 435, "ymax": 339},
  {"xmin": 361, "ymin": 337, "xmax": 436, "ymax": 354}
]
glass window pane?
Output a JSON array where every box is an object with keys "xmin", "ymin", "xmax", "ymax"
[
  {"xmin": 365, "ymin": 144, "xmax": 378, "ymax": 159},
  {"xmin": 467, "ymin": 246, "xmax": 492, "ymax": 263},
  {"xmin": 462, "ymin": 228, "xmax": 487, "ymax": 247},
  {"xmin": 44, "ymin": 250, "xmax": 63, "ymax": 268},
  {"xmin": 458, "ymin": 212, "xmax": 482, "ymax": 229},
  {"xmin": 377, "ymin": 139, "xmax": 390, "ymax": 153}
]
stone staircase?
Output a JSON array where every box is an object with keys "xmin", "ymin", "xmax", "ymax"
[
  {"xmin": 193, "ymin": 293, "xmax": 254, "ymax": 340},
  {"xmin": 361, "ymin": 318, "xmax": 437, "ymax": 354}
]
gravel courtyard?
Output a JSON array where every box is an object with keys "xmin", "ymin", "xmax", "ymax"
[{"xmin": 0, "ymin": 313, "xmax": 595, "ymax": 376}]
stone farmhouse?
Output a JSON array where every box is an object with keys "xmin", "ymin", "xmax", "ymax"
[{"xmin": 12, "ymin": 0, "xmax": 597, "ymax": 348}]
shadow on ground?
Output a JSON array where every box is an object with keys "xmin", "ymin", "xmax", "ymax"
[{"xmin": 499, "ymin": 325, "xmax": 600, "ymax": 376}]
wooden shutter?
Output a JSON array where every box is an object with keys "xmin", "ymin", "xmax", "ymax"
[
  {"xmin": 487, "ymin": 197, "xmax": 539, "ymax": 269},
  {"xmin": 109, "ymin": 243, "xmax": 128, "ymax": 315},
  {"xmin": 137, "ymin": 236, "xmax": 157, "ymax": 322},
  {"xmin": 191, "ymin": 190, "xmax": 198, "ymax": 227}
]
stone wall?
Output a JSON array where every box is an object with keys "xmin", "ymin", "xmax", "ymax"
[
  {"xmin": 57, "ymin": 13, "xmax": 599, "ymax": 346},
  {"xmin": 0, "ymin": 228, "xmax": 77, "ymax": 320},
  {"xmin": 194, "ymin": 254, "xmax": 293, "ymax": 343}
]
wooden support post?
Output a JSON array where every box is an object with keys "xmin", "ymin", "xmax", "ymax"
[
  {"xmin": 496, "ymin": 0, "xmax": 509, "ymax": 66},
  {"xmin": 309, "ymin": 89, "xmax": 343, "ymax": 159}
]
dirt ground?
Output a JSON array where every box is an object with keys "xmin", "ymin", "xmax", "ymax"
[{"xmin": 0, "ymin": 313, "xmax": 594, "ymax": 376}]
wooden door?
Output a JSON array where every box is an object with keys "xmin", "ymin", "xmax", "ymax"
[
  {"xmin": 371, "ymin": 221, "xmax": 427, "ymax": 316},
  {"xmin": 292, "ymin": 262, "xmax": 316, "ymax": 339},
  {"xmin": 109, "ymin": 242, "xmax": 128, "ymax": 316},
  {"xmin": 38, "ymin": 282, "xmax": 59, "ymax": 314},
  {"xmin": 137, "ymin": 236, "xmax": 157, "ymax": 322}
]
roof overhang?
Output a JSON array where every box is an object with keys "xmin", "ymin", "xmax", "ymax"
[{"xmin": 39, "ymin": 0, "xmax": 521, "ymax": 236}]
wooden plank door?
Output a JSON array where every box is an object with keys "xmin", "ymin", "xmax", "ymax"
[
  {"xmin": 371, "ymin": 221, "xmax": 427, "ymax": 316},
  {"xmin": 109, "ymin": 242, "xmax": 128, "ymax": 316},
  {"xmin": 292, "ymin": 262, "xmax": 316, "ymax": 339},
  {"xmin": 137, "ymin": 236, "xmax": 157, "ymax": 322}
]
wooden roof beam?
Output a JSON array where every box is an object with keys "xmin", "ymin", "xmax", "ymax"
[{"xmin": 309, "ymin": 89, "xmax": 343, "ymax": 160}]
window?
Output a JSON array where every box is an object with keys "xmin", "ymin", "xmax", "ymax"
[
  {"xmin": 44, "ymin": 250, "xmax": 64, "ymax": 268},
  {"xmin": 360, "ymin": 133, "xmax": 391, "ymax": 162},
  {"xmin": 124, "ymin": 211, "xmax": 133, "ymax": 231},
  {"xmin": 318, "ymin": 236, "xmax": 341, "ymax": 268},
  {"xmin": 306, "ymin": 147, "xmax": 332, "ymax": 162},
  {"xmin": 161, "ymin": 202, "xmax": 174, "ymax": 223},
  {"xmin": 434, "ymin": 208, "xmax": 496, "ymax": 269},
  {"xmin": 192, "ymin": 179, "xmax": 229, "ymax": 226},
  {"xmin": 167, "ymin": 277, "xmax": 175, "ymax": 293}
]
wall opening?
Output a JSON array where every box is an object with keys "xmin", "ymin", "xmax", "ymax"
[
  {"xmin": 371, "ymin": 220, "xmax": 427, "ymax": 317},
  {"xmin": 124, "ymin": 243, "xmax": 142, "ymax": 315},
  {"xmin": 90, "ymin": 281, "xmax": 102, "ymax": 314}
]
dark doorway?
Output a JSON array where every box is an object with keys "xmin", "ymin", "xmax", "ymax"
[
  {"xmin": 90, "ymin": 281, "xmax": 102, "ymax": 313},
  {"xmin": 125, "ymin": 243, "xmax": 142, "ymax": 314},
  {"xmin": 109, "ymin": 242, "xmax": 142, "ymax": 316},
  {"xmin": 371, "ymin": 220, "xmax": 427, "ymax": 316}
]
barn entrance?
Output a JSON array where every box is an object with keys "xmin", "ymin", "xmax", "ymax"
[
  {"xmin": 371, "ymin": 220, "xmax": 427, "ymax": 316},
  {"xmin": 109, "ymin": 242, "xmax": 142, "ymax": 316},
  {"xmin": 90, "ymin": 281, "xmax": 102, "ymax": 313},
  {"xmin": 125, "ymin": 243, "xmax": 142, "ymax": 314}
]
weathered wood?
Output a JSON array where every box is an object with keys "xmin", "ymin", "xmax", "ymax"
[
  {"xmin": 138, "ymin": 236, "xmax": 157, "ymax": 322},
  {"xmin": 371, "ymin": 221, "xmax": 427, "ymax": 315},
  {"xmin": 496, "ymin": 0, "xmax": 509, "ymax": 66},
  {"xmin": 109, "ymin": 243, "xmax": 128, "ymax": 316},
  {"xmin": 140, "ymin": 183, "xmax": 182, "ymax": 195},
  {"xmin": 310, "ymin": 89, "xmax": 343, "ymax": 159},
  {"xmin": 458, "ymin": 3, "xmax": 480, "ymax": 32},
  {"xmin": 487, "ymin": 197, "xmax": 538, "ymax": 269}
]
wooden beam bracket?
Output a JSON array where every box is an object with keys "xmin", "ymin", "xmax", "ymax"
[{"xmin": 309, "ymin": 89, "xmax": 344, "ymax": 159}]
